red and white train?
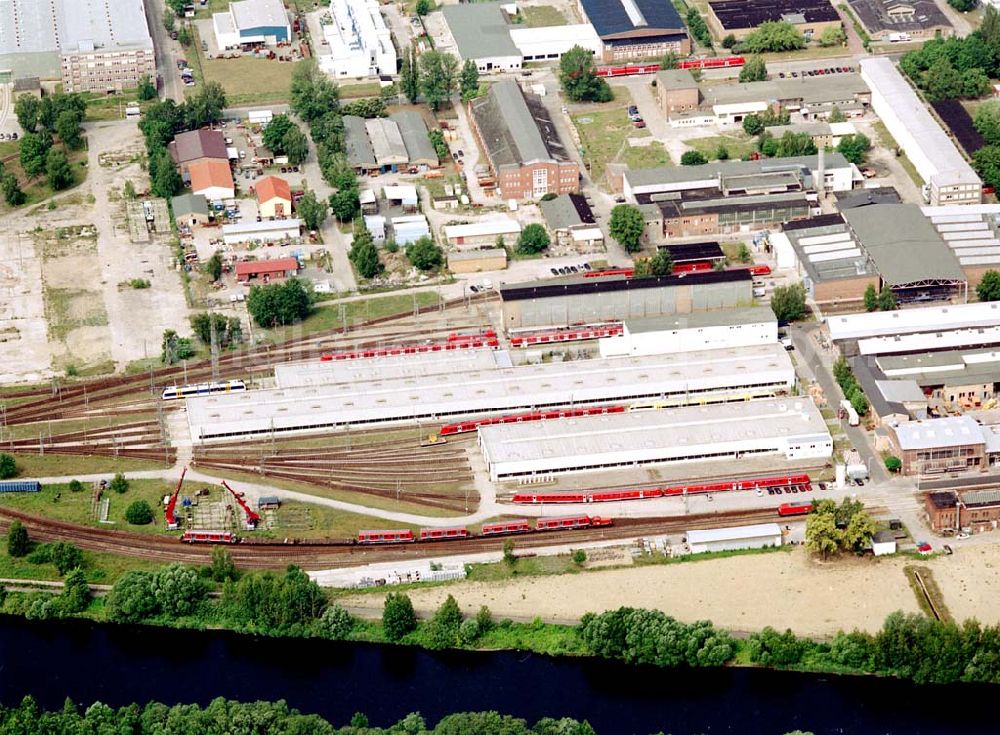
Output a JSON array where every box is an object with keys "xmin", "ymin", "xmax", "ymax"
[
  {"xmin": 595, "ymin": 57, "xmax": 745, "ymax": 77},
  {"xmin": 509, "ymin": 324, "xmax": 623, "ymax": 348},
  {"xmin": 320, "ymin": 331, "xmax": 498, "ymax": 361},
  {"xmin": 512, "ymin": 474, "xmax": 812, "ymax": 504},
  {"xmin": 440, "ymin": 405, "xmax": 628, "ymax": 436},
  {"xmin": 583, "ymin": 264, "xmax": 772, "ymax": 279}
]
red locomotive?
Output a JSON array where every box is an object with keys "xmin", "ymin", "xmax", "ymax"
[{"xmin": 181, "ymin": 529, "xmax": 237, "ymax": 544}]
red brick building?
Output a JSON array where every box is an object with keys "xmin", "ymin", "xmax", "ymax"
[
  {"xmin": 469, "ymin": 80, "xmax": 579, "ymax": 201},
  {"xmin": 235, "ymin": 257, "xmax": 300, "ymax": 284},
  {"xmin": 924, "ymin": 489, "xmax": 1000, "ymax": 535}
]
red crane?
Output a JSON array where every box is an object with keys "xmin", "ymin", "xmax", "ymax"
[
  {"xmin": 165, "ymin": 466, "xmax": 187, "ymax": 530},
  {"xmin": 221, "ymin": 480, "xmax": 261, "ymax": 530}
]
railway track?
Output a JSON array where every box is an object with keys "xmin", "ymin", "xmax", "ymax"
[{"xmin": 0, "ymin": 506, "xmax": 797, "ymax": 570}]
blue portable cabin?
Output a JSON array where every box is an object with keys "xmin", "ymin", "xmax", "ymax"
[{"xmin": 0, "ymin": 480, "xmax": 42, "ymax": 493}]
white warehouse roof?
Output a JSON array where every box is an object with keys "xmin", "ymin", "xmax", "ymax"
[
  {"xmin": 827, "ymin": 302, "xmax": 1000, "ymax": 342},
  {"xmin": 274, "ymin": 349, "xmax": 508, "ymax": 388},
  {"xmin": 891, "ymin": 415, "xmax": 984, "ymax": 451},
  {"xmin": 860, "ymin": 57, "xmax": 979, "ymax": 190},
  {"xmin": 478, "ymin": 398, "xmax": 831, "ymax": 480},
  {"xmin": 687, "ymin": 523, "xmax": 783, "ymax": 545},
  {"xmin": 509, "ymin": 24, "xmax": 602, "ymax": 58},
  {"xmin": 188, "ymin": 344, "xmax": 796, "ymax": 440},
  {"xmin": 858, "ymin": 326, "xmax": 1000, "ymax": 356},
  {"xmin": 444, "ymin": 219, "xmax": 522, "ymax": 240}
]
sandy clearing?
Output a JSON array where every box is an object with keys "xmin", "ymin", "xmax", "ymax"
[
  {"xmin": 342, "ymin": 547, "xmax": 928, "ymax": 637},
  {"xmin": 928, "ymin": 545, "xmax": 1000, "ymax": 624}
]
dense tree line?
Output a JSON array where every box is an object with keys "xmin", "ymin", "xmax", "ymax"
[
  {"xmin": 11, "ymin": 92, "xmax": 86, "ymax": 195},
  {"xmin": 0, "ymin": 697, "xmax": 597, "ymax": 735},
  {"xmin": 833, "ymin": 356, "xmax": 870, "ymax": 417},
  {"xmin": 246, "ymin": 277, "xmax": 314, "ymax": 327},
  {"xmin": 899, "ymin": 18, "xmax": 1000, "ymax": 101}
]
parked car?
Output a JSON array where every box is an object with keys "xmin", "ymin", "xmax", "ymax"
[
  {"xmin": 956, "ymin": 532, "xmax": 971, "ymax": 540},
  {"xmin": 917, "ymin": 541, "xmax": 933, "ymax": 554},
  {"xmin": 633, "ymin": 119, "xmax": 646, "ymax": 128}
]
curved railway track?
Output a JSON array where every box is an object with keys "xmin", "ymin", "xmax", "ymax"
[{"xmin": 0, "ymin": 505, "xmax": 806, "ymax": 570}]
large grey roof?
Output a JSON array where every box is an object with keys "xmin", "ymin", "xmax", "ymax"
[
  {"xmin": 0, "ymin": 0, "xmax": 152, "ymax": 57},
  {"xmin": 626, "ymin": 153, "xmax": 851, "ymax": 189},
  {"xmin": 343, "ymin": 115, "xmax": 377, "ymax": 169},
  {"xmin": 171, "ymin": 193, "xmax": 209, "ymax": 217},
  {"xmin": 541, "ymin": 195, "xmax": 584, "ymax": 231},
  {"xmin": 700, "ymin": 75, "xmax": 868, "ymax": 108},
  {"xmin": 625, "ymin": 306, "xmax": 776, "ymax": 333},
  {"xmin": 471, "ymin": 80, "xmax": 569, "ymax": 167},
  {"xmin": 847, "ymin": 0, "xmax": 952, "ymax": 34},
  {"xmin": 390, "ymin": 111, "xmax": 439, "ymax": 166},
  {"xmin": 365, "ymin": 118, "xmax": 408, "ymax": 166},
  {"xmin": 842, "ymin": 204, "xmax": 966, "ymax": 287},
  {"xmin": 656, "ymin": 69, "xmax": 698, "ymax": 91},
  {"xmin": 442, "ymin": 2, "xmax": 520, "ymax": 61}
]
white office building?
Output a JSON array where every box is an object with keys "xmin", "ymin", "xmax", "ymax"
[{"xmin": 318, "ymin": 0, "xmax": 396, "ymax": 77}]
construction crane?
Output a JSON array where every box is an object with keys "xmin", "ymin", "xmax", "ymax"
[
  {"xmin": 221, "ymin": 480, "xmax": 261, "ymax": 530},
  {"xmin": 165, "ymin": 466, "xmax": 187, "ymax": 530}
]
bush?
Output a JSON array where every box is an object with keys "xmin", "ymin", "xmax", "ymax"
[
  {"xmin": 516, "ymin": 223, "xmax": 550, "ymax": 255},
  {"xmin": 109, "ymin": 473, "xmax": 129, "ymax": 494},
  {"xmin": 769, "ymin": 283, "xmax": 808, "ymax": 322},
  {"xmin": 211, "ymin": 546, "xmax": 238, "ymax": 582},
  {"xmin": 680, "ymin": 150, "xmax": 708, "ymax": 166},
  {"xmin": 49, "ymin": 542, "xmax": 83, "ymax": 575},
  {"xmin": 884, "ymin": 456, "xmax": 902, "ymax": 473},
  {"xmin": 476, "ymin": 604, "xmax": 494, "ymax": 634},
  {"xmin": 61, "ymin": 568, "xmax": 91, "ymax": 614},
  {"xmin": 383, "ymin": 592, "xmax": 417, "ymax": 640},
  {"xmin": 6, "ymin": 520, "xmax": 29, "ymax": 557},
  {"xmin": 405, "ymin": 236, "xmax": 444, "ymax": 271},
  {"xmin": 124, "ymin": 500, "xmax": 154, "ymax": 525},
  {"xmin": 153, "ymin": 564, "xmax": 208, "ymax": 616},
  {"xmin": 68, "ymin": 479, "xmax": 84, "ymax": 493},
  {"xmin": 747, "ymin": 626, "xmax": 807, "ymax": 666},
  {"xmin": 319, "ymin": 604, "xmax": 355, "ymax": 640},
  {"xmin": 458, "ymin": 618, "xmax": 481, "ymax": 644},
  {"xmin": 105, "ymin": 571, "xmax": 158, "ymax": 623},
  {"xmin": 572, "ymin": 549, "xmax": 587, "ymax": 565},
  {"xmin": 0, "ymin": 453, "xmax": 17, "ymax": 479}
]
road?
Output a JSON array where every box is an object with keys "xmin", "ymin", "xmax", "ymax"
[{"xmin": 144, "ymin": 0, "xmax": 183, "ymax": 101}]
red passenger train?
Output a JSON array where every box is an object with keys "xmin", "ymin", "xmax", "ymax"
[
  {"xmin": 509, "ymin": 324, "xmax": 623, "ymax": 347},
  {"xmin": 439, "ymin": 405, "xmax": 628, "ymax": 436},
  {"xmin": 512, "ymin": 474, "xmax": 812, "ymax": 504},
  {"xmin": 595, "ymin": 57, "xmax": 745, "ymax": 77},
  {"xmin": 357, "ymin": 516, "xmax": 615, "ymax": 545},
  {"xmin": 778, "ymin": 502, "xmax": 814, "ymax": 517},
  {"xmin": 419, "ymin": 527, "xmax": 470, "ymax": 541},
  {"xmin": 320, "ymin": 332, "xmax": 498, "ymax": 361},
  {"xmin": 358, "ymin": 529, "xmax": 416, "ymax": 544},
  {"xmin": 181, "ymin": 530, "xmax": 237, "ymax": 544}
]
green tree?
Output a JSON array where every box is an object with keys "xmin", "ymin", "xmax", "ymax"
[
  {"xmin": 877, "ymin": 288, "xmax": 897, "ymax": 311},
  {"xmin": 503, "ymin": 538, "xmax": 517, "ymax": 567},
  {"xmin": 742, "ymin": 21, "xmax": 806, "ymax": 53},
  {"xmin": 19, "ymin": 131, "xmax": 52, "ymax": 178},
  {"xmin": 974, "ymin": 145, "xmax": 1000, "ymax": 192},
  {"xmin": 680, "ymin": 150, "xmax": 707, "ymax": 165},
  {"xmin": 770, "ymin": 283, "xmax": 808, "ymax": 322},
  {"xmin": 738, "ymin": 55, "xmax": 767, "ymax": 83},
  {"xmin": 686, "ymin": 7, "xmax": 713, "ymax": 47},
  {"xmin": 864, "ymin": 283, "xmax": 878, "ymax": 312},
  {"xmin": 608, "ymin": 204, "xmax": 645, "ymax": 253},
  {"xmin": 459, "ymin": 59, "xmax": 480, "ymax": 102},
  {"xmin": 976, "ymin": 101, "xmax": 1000, "ymax": 145},
  {"xmin": 924, "ymin": 57, "xmax": 963, "ymax": 101},
  {"xmin": 296, "ymin": 191, "xmax": 328, "ymax": 231},
  {"xmin": 14, "ymin": 94, "xmax": 40, "ymax": 132},
  {"xmin": 246, "ymin": 278, "xmax": 313, "ymax": 327},
  {"xmin": 55, "ymin": 110, "xmax": 84, "ymax": 150},
  {"xmin": 559, "ymin": 46, "xmax": 613, "ymax": 103},
  {"xmin": 0, "ymin": 453, "xmax": 17, "ymax": 480},
  {"xmin": 962, "ymin": 68, "xmax": 991, "ymax": 99},
  {"xmin": 660, "ymin": 51, "xmax": 680, "ymax": 69},
  {"xmin": 185, "ymin": 81, "xmax": 227, "ymax": 128},
  {"xmin": 319, "ymin": 604, "xmax": 355, "ymax": 640},
  {"xmin": 153, "ymin": 563, "xmax": 208, "ymax": 616},
  {"xmin": 715, "ymin": 144, "xmax": 730, "ymax": 161},
  {"xmin": 45, "ymin": 147, "xmax": 73, "ymax": 190},
  {"xmin": 819, "ymin": 26, "xmax": 846, "ymax": 47},
  {"xmin": 262, "ymin": 115, "xmax": 296, "ymax": 151},
  {"xmin": 837, "ymin": 133, "xmax": 871, "ymax": 165},
  {"xmin": 105, "ymin": 571, "xmax": 158, "ymax": 623},
  {"xmin": 428, "ymin": 128, "xmax": 448, "ymax": 160},
  {"xmin": 747, "ymin": 626, "xmax": 806, "ymax": 666},
  {"xmin": 160, "ymin": 329, "xmax": 195, "ymax": 364},
  {"xmin": 735, "ymin": 243, "xmax": 752, "ymax": 262},
  {"xmin": 516, "ymin": 223, "xmax": 550, "ymax": 254},
  {"xmin": 290, "ymin": 60, "xmax": 341, "ymax": 123},
  {"xmin": 415, "ymin": 0, "xmax": 432, "ymax": 15},
  {"xmin": 1, "ymin": 172, "xmax": 26, "ymax": 206},
  {"xmin": 829, "ymin": 106, "xmax": 847, "ymax": 123},
  {"xmin": 949, "ymin": 0, "xmax": 976, "ymax": 11},
  {"xmin": 109, "ymin": 472, "xmax": 129, "ymax": 494},
  {"xmin": 6, "ymin": 519, "xmax": 29, "ymax": 557},
  {"xmin": 721, "ymin": 34, "xmax": 737, "ymax": 49},
  {"xmin": 843, "ymin": 511, "xmax": 878, "ymax": 552},
  {"xmin": 383, "ymin": 592, "xmax": 417, "ymax": 640},
  {"xmin": 149, "ymin": 148, "xmax": 182, "ymax": 198},
  {"xmin": 476, "ymin": 604, "xmax": 494, "ymax": 633},
  {"xmin": 405, "ymin": 236, "xmax": 444, "ymax": 270},
  {"xmin": 572, "ymin": 549, "xmax": 587, "ymax": 565},
  {"xmin": 49, "ymin": 542, "xmax": 83, "ymax": 575},
  {"xmin": 634, "ymin": 248, "xmax": 673, "ymax": 277},
  {"xmin": 884, "ymin": 455, "xmax": 902, "ymax": 473},
  {"xmin": 282, "ymin": 126, "xmax": 309, "ymax": 167},
  {"xmin": 423, "ymin": 594, "xmax": 462, "ymax": 649},
  {"xmin": 742, "ymin": 113, "xmax": 764, "ymax": 136},
  {"xmin": 211, "ymin": 546, "xmax": 238, "ymax": 582},
  {"xmin": 850, "ymin": 389, "xmax": 869, "ymax": 417},
  {"xmin": 341, "ymin": 96, "xmax": 387, "ymax": 118},
  {"xmin": 205, "ymin": 251, "xmax": 223, "ymax": 282},
  {"xmin": 351, "ymin": 239, "xmax": 382, "ymax": 279},
  {"xmin": 983, "ymin": 5, "xmax": 1000, "ymax": 46},
  {"xmin": 124, "ymin": 500, "xmax": 154, "ymax": 525},
  {"xmin": 329, "ymin": 186, "xmax": 360, "ymax": 222},
  {"xmin": 61, "ymin": 568, "xmax": 90, "ymax": 613},
  {"xmin": 400, "ymin": 45, "xmax": 421, "ymax": 104},
  {"xmin": 977, "ymin": 270, "xmax": 1000, "ymax": 301},
  {"xmin": 137, "ymin": 75, "xmax": 157, "ymax": 101},
  {"xmin": 458, "ymin": 618, "xmax": 481, "ymax": 644},
  {"xmin": 419, "ymin": 50, "xmax": 460, "ymax": 111}
]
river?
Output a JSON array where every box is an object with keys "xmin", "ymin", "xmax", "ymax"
[{"xmin": 0, "ymin": 616, "xmax": 993, "ymax": 734}]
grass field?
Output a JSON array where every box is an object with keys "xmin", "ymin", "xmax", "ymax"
[
  {"xmin": 683, "ymin": 133, "xmax": 756, "ymax": 161},
  {"xmin": 265, "ymin": 291, "xmax": 442, "ymax": 341},
  {"xmin": 341, "ymin": 82, "xmax": 383, "ymax": 99},
  {"xmin": 198, "ymin": 56, "xmax": 297, "ymax": 106},
  {"xmin": 2, "ymin": 414, "xmax": 157, "ymax": 442},
  {"xmin": 520, "ymin": 6, "xmax": 569, "ymax": 26},
  {"xmin": 259, "ymin": 500, "xmax": 417, "ymax": 540},
  {"xmin": 570, "ymin": 88, "xmax": 639, "ymax": 183},
  {"xmin": 0, "ymin": 479, "xmax": 179, "ymax": 534},
  {"xmin": 620, "ymin": 140, "xmax": 672, "ymax": 169},
  {"xmin": 871, "ymin": 120, "xmax": 923, "ymax": 188},
  {"xmin": 6, "ymin": 454, "xmax": 169, "ymax": 478},
  {"xmin": 0, "ymin": 141, "xmax": 88, "ymax": 212}
]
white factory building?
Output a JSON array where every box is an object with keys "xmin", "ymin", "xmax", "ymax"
[
  {"xmin": 187, "ymin": 344, "xmax": 796, "ymax": 441},
  {"xmin": 687, "ymin": 524, "xmax": 784, "ymax": 554},
  {"xmin": 509, "ymin": 24, "xmax": 603, "ymax": 61},
  {"xmin": 860, "ymin": 57, "xmax": 981, "ymax": 206},
  {"xmin": 827, "ymin": 301, "xmax": 1000, "ymax": 342},
  {"xmin": 222, "ymin": 219, "xmax": 301, "ymax": 246},
  {"xmin": 317, "ymin": 0, "xmax": 397, "ymax": 78},
  {"xmin": 477, "ymin": 398, "xmax": 832, "ymax": 480},
  {"xmin": 599, "ymin": 306, "xmax": 777, "ymax": 358},
  {"xmin": 213, "ymin": 0, "xmax": 291, "ymax": 48}
]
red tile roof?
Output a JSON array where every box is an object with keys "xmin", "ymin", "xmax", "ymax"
[
  {"xmin": 169, "ymin": 128, "xmax": 228, "ymax": 164},
  {"xmin": 188, "ymin": 160, "xmax": 234, "ymax": 195},
  {"xmin": 256, "ymin": 175, "xmax": 292, "ymax": 204}
]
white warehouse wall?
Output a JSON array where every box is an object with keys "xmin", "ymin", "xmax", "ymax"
[{"xmin": 599, "ymin": 320, "xmax": 778, "ymax": 358}]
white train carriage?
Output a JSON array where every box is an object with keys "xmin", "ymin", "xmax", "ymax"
[{"xmin": 161, "ymin": 379, "xmax": 247, "ymax": 400}]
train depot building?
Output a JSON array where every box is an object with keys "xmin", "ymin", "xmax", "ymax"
[
  {"xmin": 687, "ymin": 523, "xmax": 784, "ymax": 554},
  {"xmin": 477, "ymin": 398, "xmax": 832, "ymax": 481},
  {"xmin": 186, "ymin": 344, "xmax": 796, "ymax": 441}
]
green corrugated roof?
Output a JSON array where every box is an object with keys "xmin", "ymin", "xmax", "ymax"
[{"xmin": 442, "ymin": 2, "xmax": 520, "ymax": 61}]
